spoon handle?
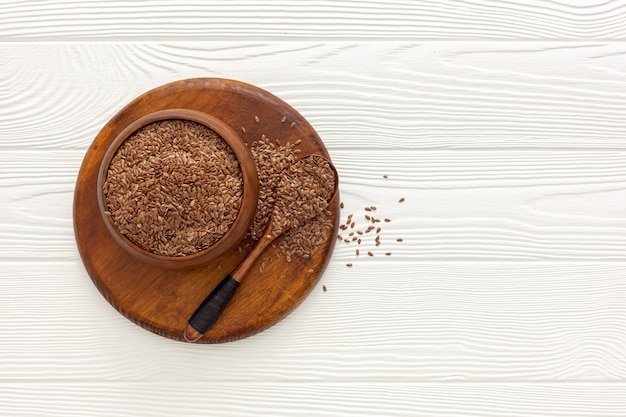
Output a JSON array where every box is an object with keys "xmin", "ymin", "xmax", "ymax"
[
  {"xmin": 186, "ymin": 275, "xmax": 240, "ymax": 340},
  {"xmin": 184, "ymin": 233, "xmax": 276, "ymax": 342}
]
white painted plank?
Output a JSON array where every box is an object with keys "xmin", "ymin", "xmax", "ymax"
[
  {"xmin": 0, "ymin": 383, "xmax": 625, "ymax": 416},
  {"xmin": 1, "ymin": 43, "xmax": 625, "ymax": 151},
  {"xmin": 1, "ymin": 0, "xmax": 626, "ymax": 41},
  {"xmin": 2, "ymin": 148, "xmax": 625, "ymax": 261},
  {"xmin": 1, "ymin": 261, "xmax": 625, "ymax": 381}
]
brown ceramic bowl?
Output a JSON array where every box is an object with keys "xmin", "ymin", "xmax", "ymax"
[{"xmin": 97, "ymin": 109, "xmax": 259, "ymax": 269}]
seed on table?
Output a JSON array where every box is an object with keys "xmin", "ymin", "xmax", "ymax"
[
  {"xmin": 323, "ymin": 285, "xmax": 327, "ymax": 291},
  {"xmin": 385, "ymin": 252, "xmax": 391, "ymax": 256},
  {"xmin": 356, "ymin": 249, "xmax": 360, "ymax": 256},
  {"xmin": 376, "ymin": 227, "xmax": 381, "ymax": 233},
  {"xmin": 357, "ymin": 230, "xmax": 363, "ymax": 235},
  {"xmin": 383, "ymin": 175, "xmax": 388, "ymax": 179},
  {"xmin": 337, "ymin": 235, "xmax": 343, "ymax": 240},
  {"xmin": 357, "ymin": 238, "xmax": 362, "ymax": 244},
  {"xmin": 370, "ymin": 206, "xmax": 377, "ymax": 211},
  {"xmin": 350, "ymin": 221, "xmax": 355, "ymax": 228},
  {"xmin": 384, "ymin": 218, "xmax": 391, "ymax": 222},
  {"xmin": 396, "ymin": 238, "xmax": 403, "ymax": 242},
  {"xmin": 346, "ymin": 263, "xmax": 353, "ymax": 267},
  {"xmin": 399, "ymin": 197, "xmax": 405, "ymax": 203},
  {"xmin": 365, "ymin": 215, "xmax": 371, "ymax": 220},
  {"xmin": 340, "ymin": 224, "xmax": 348, "ymax": 230},
  {"xmin": 340, "ymin": 202, "xmax": 344, "ymax": 209},
  {"xmin": 365, "ymin": 207, "xmax": 372, "ymax": 212},
  {"xmin": 367, "ymin": 251, "xmax": 374, "ymax": 257},
  {"xmin": 349, "ymin": 232, "xmax": 354, "ymax": 236}
]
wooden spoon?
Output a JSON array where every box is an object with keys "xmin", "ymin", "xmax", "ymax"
[{"xmin": 184, "ymin": 155, "xmax": 338, "ymax": 342}]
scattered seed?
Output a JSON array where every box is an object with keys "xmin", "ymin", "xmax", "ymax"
[
  {"xmin": 376, "ymin": 227, "xmax": 381, "ymax": 233},
  {"xmin": 385, "ymin": 252, "xmax": 391, "ymax": 256},
  {"xmin": 281, "ymin": 116, "xmax": 287, "ymax": 123},
  {"xmin": 340, "ymin": 202, "xmax": 344, "ymax": 209},
  {"xmin": 357, "ymin": 238, "xmax": 362, "ymax": 244},
  {"xmin": 241, "ymin": 126, "xmax": 246, "ymax": 134},
  {"xmin": 367, "ymin": 251, "xmax": 374, "ymax": 257},
  {"xmin": 290, "ymin": 122, "xmax": 296, "ymax": 128},
  {"xmin": 323, "ymin": 285, "xmax": 327, "ymax": 291},
  {"xmin": 399, "ymin": 197, "xmax": 405, "ymax": 203},
  {"xmin": 346, "ymin": 263, "xmax": 353, "ymax": 267},
  {"xmin": 383, "ymin": 175, "xmax": 388, "ymax": 179},
  {"xmin": 254, "ymin": 115, "xmax": 260, "ymax": 123},
  {"xmin": 384, "ymin": 218, "xmax": 391, "ymax": 222},
  {"xmin": 356, "ymin": 249, "xmax": 360, "ymax": 256},
  {"xmin": 350, "ymin": 221, "xmax": 355, "ymax": 228},
  {"xmin": 365, "ymin": 207, "xmax": 372, "ymax": 212},
  {"xmin": 397, "ymin": 238, "xmax": 403, "ymax": 242}
]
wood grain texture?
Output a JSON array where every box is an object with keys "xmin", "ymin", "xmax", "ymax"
[
  {"xmin": 1, "ymin": 2, "xmax": 625, "ymax": 413},
  {"xmin": 1, "ymin": 0, "xmax": 626, "ymax": 40},
  {"xmin": 0, "ymin": 383, "xmax": 625, "ymax": 416},
  {"xmin": 2, "ymin": 148, "xmax": 624, "ymax": 261},
  {"xmin": 1, "ymin": 262, "xmax": 625, "ymax": 381},
  {"xmin": 1, "ymin": 42, "xmax": 625, "ymax": 151}
]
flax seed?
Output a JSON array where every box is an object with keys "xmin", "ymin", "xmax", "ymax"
[
  {"xmin": 104, "ymin": 119, "xmax": 243, "ymax": 257},
  {"xmin": 396, "ymin": 238, "xmax": 403, "ymax": 242},
  {"xmin": 254, "ymin": 115, "xmax": 260, "ymax": 123},
  {"xmin": 367, "ymin": 251, "xmax": 373, "ymax": 257},
  {"xmin": 281, "ymin": 116, "xmax": 287, "ymax": 123},
  {"xmin": 399, "ymin": 197, "xmax": 405, "ymax": 203},
  {"xmin": 346, "ymin": 263, "xmax": 353, "ymax": 267}
]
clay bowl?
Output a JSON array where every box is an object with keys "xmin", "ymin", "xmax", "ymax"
[{"xmin": 96, "ymin": 109, "xmax": 259, "ymax": 269}]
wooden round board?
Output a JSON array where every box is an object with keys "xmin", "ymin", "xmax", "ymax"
[{"xmin": 73, "ymin": 78, "xmax": 339, "ymax": 343}]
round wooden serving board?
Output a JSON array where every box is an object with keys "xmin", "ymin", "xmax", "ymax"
[{"xmin": 73, "ymin": 78, "xmax": 339, "ymax": 343}]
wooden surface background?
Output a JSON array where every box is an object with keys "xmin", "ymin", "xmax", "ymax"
[{"xmin": 1, "ymin": 1, "xmax": 625, "ymax": 415}]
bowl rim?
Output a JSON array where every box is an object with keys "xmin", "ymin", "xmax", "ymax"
[{"xmin": 96, "ymin": 108, "xmax": 259, "ymax": 269}]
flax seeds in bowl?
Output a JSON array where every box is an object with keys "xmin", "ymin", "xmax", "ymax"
[{"xmin": 97, "ymin": 109, "xmax": 259, "ymax": 269}]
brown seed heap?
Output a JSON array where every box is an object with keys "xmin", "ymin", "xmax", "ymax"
[
  {"xmin": 247, "ymin": 136, "xmax": 299, "ymax": 240},
  {"xmin": 271, "ymin": 155, "xmax": 335, "ymax": 235},
  {"xmin": 245, "ymin": 131, "xmax": 335, "ymax": 262},
  {"xmin": 103, "ymin": 119, "xmax": 243, "ymax": 257}
]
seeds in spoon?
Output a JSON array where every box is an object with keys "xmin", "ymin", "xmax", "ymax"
[{"xmin": 271, "ymin": 155, "xmax": 336, "ymax": 235}]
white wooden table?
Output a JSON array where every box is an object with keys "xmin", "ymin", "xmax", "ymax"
[{"xmin": 1, "ymin": 1, "xmax": 625, "ymax": 415}]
